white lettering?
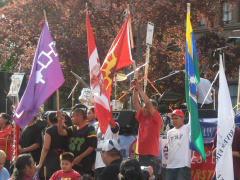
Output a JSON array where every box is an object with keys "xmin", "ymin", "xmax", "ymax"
[{"xmin": 36, "ymin": 42, "xmax": 57, "ymax": 84}]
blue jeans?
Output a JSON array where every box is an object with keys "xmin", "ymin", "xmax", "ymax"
[{"xmin": 165, "ymin": 167, "xmax": 191, "ymax": 180}]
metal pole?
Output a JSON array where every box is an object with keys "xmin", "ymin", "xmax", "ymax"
[
  {"xmin": 144, "ymin": 45, "xmax": 150, "ymax": 93},
  {"xmin": 114, "ymin": 79, "xmax": 117, "ymax": 109},
  {"xmin": 68, "ymin": 81, "xmax": 79, "ymax": 108},
  {"xmin": 5, "ymin": 97, "xmax": 7, "ymax": 113},
  {"xmin": 72, "ymin": 90, "xmax": 74, "ymax": 108},
  {"xmin": 236, "ymin": 65, "xmax": 240, "ymax": 114},
  {"xmin": 213, "ymin": 89, "xmax": 216, "ymax": 110},
  {"xmin": 129, "ymin": 76, "xmax": 132, "ymax": 110},
  {"xmin": 115, "ymin": 76, "xmax": 117, "ymax": 101}
]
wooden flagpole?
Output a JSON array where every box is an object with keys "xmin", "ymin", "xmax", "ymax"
[
  {"xmin": 43, "ymin": 10, "xmax": 48, "ymax": 22},
  {"xmin": 144, "ymin": 46, "xmax": 150, "ymax": 93},
  {"xmin": 57, "ymin": 89, "xmax": 60, "ymax": 111},
  {"xmin": 133, "ymin": 60, "xmax": 138, "ymax": 80},
  {"xmin": 127, "ymin": 4, "xmax": 134, "ymax": 49},
  {"xmin": 43, "ymin": 10, "xmax": 48, "ymax": 180}
]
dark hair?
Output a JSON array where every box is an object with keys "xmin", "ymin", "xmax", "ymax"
[
  {"xmin": 72, "ymin": 108, "xmax": 87, "ymax": 119},
  {"xmin": 71, "ymin": 104, "xmax": 88, "ymax": 114},
  {"xmin": 80, "ymin": 174, "xmax": 93, "ymax": 180},
  {"xmin": 88, "ymin": 107, "xmax": 98, "ymax": 121},
  {"xmin": 0, "ymin": 113, "xmax": 11, "ymax": 125},
  {"xmin": 48, "ymin": 111, "xmax": 58, "ymax": 124},
  {"xmin": 12, "ymin": 154, "xmax": 32, "ymax": 180},
  {"xmin": 108, "ymin": 151, "xmax": 121, "ymax": 158},
  {"xmin": 61, "ymin": 112, "xmax": 72, "ymax": 127},
  {"xmin": 62, "ymin": 112, "xmax": 67, "ymax": 117},
  {"xmin": 119, "ymin": 158, "xmax": 142, "ymax": 180},
  {"xmin": 60, "ymin": 152, "xmax": 74, "ymax": 163},
  {"xmin": 150, "ymin": 99, "xmax": 158, "ymax": 109},
  {"xmin": 89, "ymin": 107, "xmax": 94, "ymax": 114}
]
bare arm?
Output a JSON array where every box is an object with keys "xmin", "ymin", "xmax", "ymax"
[
  {"xmin": 232, "ymin": 151, "xmax": 240, "ymax": 157},
  {"xmin": 36, "ymin": 133, "xmax": 51, "ymax": 171},
  {"xmin": 18, "ymin": 143, "xmax": 40, "ymax": 154},
  {"xmin": 132, "ymin": 79, "xmax": 155, "ymax": 116},
  {"xmin": 74, "ymin": 147, "xmax": 95, "ymax": 165},
  {"xmin": 132, "ymin": 79, "xmax": 142, "ymax": 115},
  {"xmin": 57, "ymin": 111, "xmax": 67, "ymax": 136},
  {"xmin": 212, "ymin": 148, "xmax": 216, "ymax": 156},
  {"xmin": 147, "ymin": 166, "xmax": 154, "ymax": 180}
]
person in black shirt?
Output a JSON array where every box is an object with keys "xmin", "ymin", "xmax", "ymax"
[
  {"xmin": 58, "ymin": 108, "xmax": 97, "ymax": 176},
  {"xmin": 96, "ymin": 139, "xmax": 122, "ymax": 180},
  {"xmin": 36, "ymin": 111, "xmax": 69, "ymax": 179},
  {"xmin": 19, "ymin": 117, "xmax": 42, "ymax": 164}
]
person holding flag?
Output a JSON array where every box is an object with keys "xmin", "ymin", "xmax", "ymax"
[
  {"xmin": 132, "ymin": 79, "xmax": 162, "ymax": 179},
  {"xmin": 165, "ymin": 3, "xmax": 205, "ymax": 180},
  {"xmin": 57, "ymin": 108, "xmax": 97, "ymax": 176}
]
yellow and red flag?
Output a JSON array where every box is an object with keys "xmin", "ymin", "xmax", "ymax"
[
  {"xmin": 101, "ymin": 13, "xmax": 133, "ymax": 100},
  {"xmin": 86, "ymin": 7, "xmax": 115, "ymax": 134}
]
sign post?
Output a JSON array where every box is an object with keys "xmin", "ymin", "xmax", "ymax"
[{"xmin": 144, "ymin": 22, "xmax": 154, "ymax": 93}]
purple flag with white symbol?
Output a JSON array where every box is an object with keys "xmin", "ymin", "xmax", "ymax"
[{"xmin": 14, "ymin": 22, "xmax": 65, "ymax": 128}]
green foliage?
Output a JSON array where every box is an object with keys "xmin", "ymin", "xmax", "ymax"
[
  {"xmin": 0, "ymin": 54, "xmax": 16, "ymax": 71},
  {"xmin": 0, "ymin": 0, "xmax": 12, "ymax": 8}
]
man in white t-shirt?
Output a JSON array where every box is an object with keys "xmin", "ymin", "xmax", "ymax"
[
  {"xmin": 94, "ymin": 122, "xmax": 119, "ymax": 179},
  {"xmin": 166, "ymin": 109, "xmax": 191, "ymax": 180},
  {"xmin": 196, "ymin": 77, "xmax": 213, "ymax": 109}
]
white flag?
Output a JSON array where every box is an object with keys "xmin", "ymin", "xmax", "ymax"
[{"xmin": 216, "ymin": 54, "xmax": 235, "ymax": 180}]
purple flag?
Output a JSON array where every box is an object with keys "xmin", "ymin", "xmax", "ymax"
[{"xmin": 14, "ymin": 22, "xmax": 65, "ymax": 128}]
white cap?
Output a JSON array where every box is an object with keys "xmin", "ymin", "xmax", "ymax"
[{"xmin": 96, "ymin": 139, "xmax": 120, "ymax": 152}]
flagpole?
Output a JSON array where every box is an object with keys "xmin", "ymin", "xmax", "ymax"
[
  {"xmin": 43, "ymin": 10, "xmax": 60, "ymax": 112},
  {"xmin": 127, "ymin": 4, "xmax": 134, "ymax": 49},
  {"xmin": 133, "ymin": 60, "xmax": 138, "ymax": 80},
  {"xmin": 187, "ymin": 3, "xmax": 190, "ymax": 13},
  {"xmin": 237, "ymin": 65, "xmax": 240, "ymax": 114},
  {"xmin": 43, "ymin": 10, "xmax": 48, "ymax": 22},
  {"xmin": 57, "ymin": 90, "xmax": 60, "ymax": 111},
  {"xmin": 144, "ymin": 21, "xmax": 154, "ymax": 93},
  {"xmin": 43, "ymin": 10, "xmax": 48, "ymax": 180},
  {"xmin": 144, "ymin": 45, "xmax": 150, "ymax": 93}
]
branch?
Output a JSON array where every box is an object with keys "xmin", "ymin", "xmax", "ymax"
[{"xmin": 200, "ymin": 55, "xmax": 212, "ymax": 75}]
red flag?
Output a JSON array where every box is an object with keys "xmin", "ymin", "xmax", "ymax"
[
  {"xmin": 101, "ymin": 13, "xmax": 133, "ymax": 100},
  {"xmin": 86, "ymin": 8, "xmax": 115, "ymax": 134}
]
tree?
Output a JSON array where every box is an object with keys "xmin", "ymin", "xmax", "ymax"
[{"xmin": 1, "ymin": 0, "xmax": 240, "ymax": 109}]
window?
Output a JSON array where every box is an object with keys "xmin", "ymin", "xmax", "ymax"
[
  {"xmin": 222, "ymin": 2, "xmax": 232, "ymax": 23},
  {"xmin": 199, "ymin": 18, "xmax": 206, "ymax": 26},
  {"xmin": 229, "ymin": 83, "xmax": 238, "ymax": 113}
]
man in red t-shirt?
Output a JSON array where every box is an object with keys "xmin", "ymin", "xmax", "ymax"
[{"xmin": 132, "ymin": 79, "xmax": 162, "ymax": 179}]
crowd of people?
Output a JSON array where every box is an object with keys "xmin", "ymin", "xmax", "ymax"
[
  {"xmin": 0, "ymin": 79, "xmax": 160, "ymax": 180},
  {"xmin": 0, "ymin": 78, "xmax": 239, "ymax": 180}
]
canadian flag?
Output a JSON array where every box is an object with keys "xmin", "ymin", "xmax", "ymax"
[{"xmin": 86, "ymin": 9, "xmax": 115, "ymax": 134}]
